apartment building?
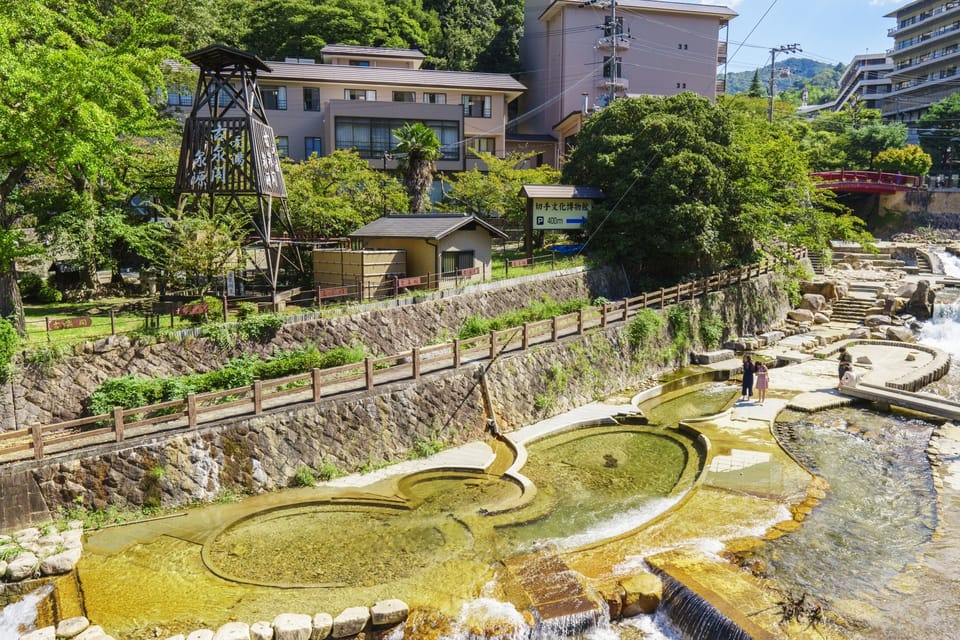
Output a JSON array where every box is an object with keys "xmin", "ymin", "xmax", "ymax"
[
  {"xmin": 171, "ymin": 44, "xmax": 525, "ymax": 171},
  {"xmin": 884, "ymin": 0, "xmax": 960, "ymax": 121},
  {"xmin": 799, "ymin": 53, "xmax": 894, "ymax": 118},
  {"xmin": 516, "ymin": 0, "xmax": 736, "ymax": 160}
]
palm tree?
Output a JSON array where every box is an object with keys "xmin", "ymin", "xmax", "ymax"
[{"xmin": 392, "ymin": 122, "xmax": 442, "ymax": 213}]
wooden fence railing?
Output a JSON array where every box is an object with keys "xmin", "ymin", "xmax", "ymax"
[{"xmin": 0, "ymin": 248, "xmax": 805, "ymax": 464}]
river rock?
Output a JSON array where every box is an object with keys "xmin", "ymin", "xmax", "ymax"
[
  {"xmin": 186, "ymin": 632, "xmax": 214, "ymax": 640},
  {"xmin": 800, "ymin": 293, "xmax": 827, "ymax": 312},
  {"xmin": 907, "ymin": 279, "xmax": 935, "ymax": 319},
  {"xmin": 370, "ymin": 599, "xmax": 409, "ymax": 626},
  {"xmin": 249, "ymin": 622, "xmax": 272, "ymax": 640},
  {"xmin": 787, "ymin": 308, "xmax": 815, "ymax": 323},
  {"xmin": 865, "ymin": 314, "xmax": 890, "ymax": 327},
  {"xmin": 273, "ymin": 613, "xmax": 311, "ymax": 640},
  {"xmin": 886, "ymin": 326, "xmax": 916, "ymax": 343},
  {"xmin": 619, "ymin": 572, "xmax": 662, "ymax": 616},
  {"xmin": 19, "ymin": 627, "xmax": 55, "ymax": 640},
  {"xmin": 310, "ymin": 613, "xmax": 333, "ymax": 639},
  {"xmin": 813, "ymin": 312, "xmax": 830, "ymax": 324},
  {"xmin": 6, "ymin": 552, "xmax": 38, "ymax": 580},
  {"xmin": 331, "ymin": 607, "xmax": 369, "ymax": 638},
  {"xmin": 56, "ymin": 616, "xmax": 91, "ymax": 638},
  {"xmin": 213, "ymin": 622, "xmax": 250, "ymax": 640},
  {"xmin": 74, "ymin": 626, "xmax": 110, "ymax": 640},
  {"xmin": 40, "ymin": 546, "xmax": 82, "ymax": 575}
]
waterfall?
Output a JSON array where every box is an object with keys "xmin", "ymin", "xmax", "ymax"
[
  {"xmin": 654, "ymin": 573, "xmax": 751, "ymax": 640},
  {"xmin": 921, "ymin": 251, "xmax": 960, "ymax": 360},
  {"xmin": 0, "ymin": 584, "xmax": 54, "ymax": 638}
]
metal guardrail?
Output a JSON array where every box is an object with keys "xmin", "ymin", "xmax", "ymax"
[{"xmin": 0, "ymin": 248, "xmax": 806, "ymax": 464}]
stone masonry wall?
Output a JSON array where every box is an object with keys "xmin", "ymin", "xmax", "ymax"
[
  {"xmin": 0, "ymin": 271, "xmax": 793, "ymax": 529},
  {"xmin": 2, "ymin": 268, "xmax": 619, "ymax": 430}
]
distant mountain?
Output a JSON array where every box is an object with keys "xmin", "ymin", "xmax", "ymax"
[{"xmin": 724, "ymin": 57, "xmax": 844, "ymax": 105}]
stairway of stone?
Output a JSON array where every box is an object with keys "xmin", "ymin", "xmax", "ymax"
[
  {"xmin": 829, "ymin": 295, "xmax": 875, "ymax": 324},
  {"xmin": 832, "ymin": 249, "xmax": 906, "ymax": 271},
  {"xmin": 917, "ymin": 252, "xmax": 933, "ymax": 274},
  {"xmin": 807, "ymin": 251, "xmax": 825, "ymax": 275}
]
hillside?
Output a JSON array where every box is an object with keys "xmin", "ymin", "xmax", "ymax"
[{"xmin": 724, "ymin": 57, "xmax": 844, "ymax": 105}]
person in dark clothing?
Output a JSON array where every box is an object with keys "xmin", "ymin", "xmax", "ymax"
[
  {"xmin": 837, "ymin": 346, "xmax": 853, "ymax": 383},
  {"xmin": 740, "ymin": 354, "xmax": 754, "ymax": 401}
]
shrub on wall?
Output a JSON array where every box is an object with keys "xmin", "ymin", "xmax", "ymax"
[
  {"xmin": 0, "ymin": 318, "xmax": 19, "ymax": 383},
  {"xmin": 626, "ymin": 309, "xmax": 662, "ymax": 350}
]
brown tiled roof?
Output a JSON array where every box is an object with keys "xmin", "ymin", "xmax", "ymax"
[
  {"xmin": 261, "ymin": 61, "xmax": 526, "ymax": 95},
  {"xmin": 349, "ymin": 214, "xmax": 509, "ymax": 240}
]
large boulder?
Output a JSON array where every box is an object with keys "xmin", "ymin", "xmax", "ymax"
[
  {"xmin": 787, "ymin": 308, "xmax": 815, "ymax": 323},
  {"xmin": 800, "ymin": 293, "xmax": 827, "ymax": 312},
  {"xmin": 801, "ymin": 280, "xmax": 847, "ymax": 301},
  {"xmin": 619, "ymin": 572, "xmax": 662, "ymax": 617},
  {"xmin": 273, "ymin": 613, "xmax": 312, "ymax": 640},
  {"xmin": 906, "ymin": 280, "xmax": 935, "ymax": 319},
  {"xmin": 886, "ymin": 326, "xmax": 916, "ymax": 343}
]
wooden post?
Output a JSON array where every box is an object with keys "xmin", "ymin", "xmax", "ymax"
[
  {"xmin": 551, "ymin": 316, "xmax": 559, "ymax": 342},
  {"xmin": 624, "ymin": 298, "xmax": 631, "ymax": 319},
  {"xmin": 522, "ymin": 323, "xmax": 529, "ymax": 350},
  {"xmin": 253, "ymin": 380, "xmax": 263, "ymax": 415},
  {"xmin": 365, "ymin": 357, "xmax": 374, "ymax": 390},
  {"xmin": 312, "ymin": 368, "xmax": 322, "ymax": 402},
  {"xmin": 412, "ymin": 347, "xmax": 421, "ymax": 380},
  {"xmin": 187, "ymin": 393, "xmax": 197, "ymax": 428},
  {"xmin": 222, "ymin": 295, "xmax": 228, "ymax": 322},
  {"xmin": 31, "ymin": 424, "xmax": 43, "ymax": 461},
  {"xmin": 489, "ymin": 330, "xmax": 497, "ymax": 359},
  {"xmin": 45, "ymin": 317, "xmax": 50, "ymax": 343},
  {"xmin": 110, "ymin": 309, "xmax": 116, "ymax": 335},
  {"xmin": 660, "ymin": 288, "xmax": 666, "ymax": 309},
  {"xmin": 577, "ymin": 309, "xmax": 584, "ymax": 334},
  {"xmin": 170, "ymin": 306, "xmax": 175, "ymax": 328},
  {"xmin": 113, "ymin": 406, "xmax": 125, "ymax": 442},
  {"xmin": 600, "ymin": 303, "xmax": 607, "ymax": 328},
  {"xmin": 453, "ymin": 338, "xmax": 461, "ymax": 368},
  {"xmin": 505, "ymin": 255, "xmax": 509, "ymax": 278}
]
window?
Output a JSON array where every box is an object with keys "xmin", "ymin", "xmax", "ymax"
[
  {"xmin": 603, "ymin": 56, "xmax": 622, "ymax": 79},
  {"xmin": 303, "ymin": 87, "xmax": 321, "ymax": 111},
  {"xmin": 393, "ymin": 91, "xmax": 416, "ymax": 102},
  {"xmin": 334, "ymin": 117, "xmax": 460, "ymax": 160},
  {"xmin": 167, "ymin": 85, "xmax": 193, "ymax": 107},
  {"xmin": 442, "ymin": 250, "xmax": 475, "ymax": 275},
  {"xmin": 423, "ymin": 92, "xmax": 447, "ymax": 104},
  {"xmin": 305, "ymin": 137, "xmax": 322, "ymax": 158},
  {"xmin": 462, "ymin": 95, "xmax": 492, "ymax": 118},
  {"xmin": 276, "ymin": 136, "xmax": 289, "ymax": 157},
  {"xmin": 350, "ymin": 60, "xmax": 371, "ymax": 67},
  {"xmin": 261, "ymin": 85, "xmax": 287, "ymax": 110},
  {"xmin": 345, "ymin": 89, "xmax": 376, "ymax": 101},
  {"xmin": 467, "ymin": 137, "xmax": 496, "ymax": 155}
]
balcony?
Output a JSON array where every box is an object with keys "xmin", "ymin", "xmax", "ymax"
[
  {"xmin": 889, "ymin": 1, "xmax": 960, "ymax": 37},
  {"xmin": 717, "ymin": 41, "xmax": 728, "ymax": 64},
  {"xmin": 716, "ymin": 78, "xmax": 726, "ymax": 94}
]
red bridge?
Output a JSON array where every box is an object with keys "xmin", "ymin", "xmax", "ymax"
[{"xmin": 810, "ymin": 170, "xmax": 922, "ymax": 193}]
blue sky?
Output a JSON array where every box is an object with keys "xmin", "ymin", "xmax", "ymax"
[{"xmin": 717, "ymin": 0, "xmax": 904, "ymax": 72}]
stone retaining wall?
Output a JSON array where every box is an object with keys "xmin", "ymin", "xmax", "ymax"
[{"xmin": 2, "ymin": 268, "xmax": 614, "ymax": 431}]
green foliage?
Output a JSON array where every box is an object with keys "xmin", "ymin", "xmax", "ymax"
[
  {"xmin": 293, "ymin": 465, "xmax": 317, "ymax": 487},
  {"xmin": 667, "ymin": 305, "xmax": 692, "ymax": 358},
  {"xmin": 783, "ymin": 278, "xmax": 803, "ymax": 309},
  {"xmin": 283, "ymin": 150, "xmax": 408, "ymax": 234},
  {"xmin": 18, "ymin": 274, "xmax": 61, "ymax": 303},
  {"xmin": 626, "ymin": 309, "xmax": 663, "ymax": 350},
  {"xmin": 409, "ymin": 433, "xmax": 444, "ymax": 459},
  {"xmin": 236, "ymin": 313, "xmax": 284, "ymax": 342},
  {"xmin": 457, "ymin": 297, "xmax": 589, "ymax": 339},
  {"xmin": 698, "ymin": 311, "xmax": 725, "ymax": 350},
  {"xmin": 315, "ymin": 460, "xmax": 341, "ymax": 481},
  {"xmin": 148, "ymin": 466, "xmax": 166, "ymax": 481},
  {"xmin": 918, "ymin": 93, "xmax": 960, "ymax": 172},
  {"xmin": 437, "ymin": 150, "xmax": 560, "ymax": 225},
  {"xmin": 235, "ymin": 301, "xmax": 259, "ymax": 320},
  {"xmin": 88, "ymin": 344, "xmax": 368, "ymax": 412},
  {"xmin": 0, "ymin": 318, "xmax": 18, "ymax": 383},
  {"xmin": 201, "ymin": 323, "xmax": 235, "ymax": 349},
  {"xmin": 873, "ymin": 145, "xmax": 933, "ymax": 177}
]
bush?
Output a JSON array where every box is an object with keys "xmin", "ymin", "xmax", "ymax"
[
  {"xmin": 186, "ymin": 296, "xmax": 223, "ymax": 324},
  {"xmin": 0, "ymin": 319, "xmax": 18, "ymax": 383},
  {"xmin": 293, "ymin": 465, "xmax": 317, "ymax": 487},
  {"xmin": 89, "ymin": 375, "xmax": 164, "ymax": 415},
  {"xmin": 699, "ymin": 312, "xmax": 726, "ymax": 350},
  {"xmin": 235, "ymin": 301, "xmax": 258, "ymax": 320},
  {"xmin": 19, "ymin": 274, "xmax": 62, "ymax": 303},
  {"xmin": 236, "ymin": 313, "xmax": 284, "ymax": 342},
  {"xmin": 626, "ymin": 309, "xmax": 662, "ymax": 350}
]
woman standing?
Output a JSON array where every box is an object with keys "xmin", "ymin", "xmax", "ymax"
[
  {"xmin": 755, "ymin": 360, "xmax": 769, "ymax": 404},
  {"xmin": 740, "ymin": 355, "xmax": 754, "ymax": 402}
]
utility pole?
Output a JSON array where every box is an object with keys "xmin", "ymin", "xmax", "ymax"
[
  {"xmin": 768, "ymin": 43, "xmax": 801, "ymax": 122},
  {"xmin": 585, "ymin": 0, "xmax": 621, "ymax": 106}
]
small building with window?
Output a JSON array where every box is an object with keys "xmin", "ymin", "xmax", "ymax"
[{"xmin": 345, "ymin": 214, "xmax": 508, "ymax": 288}]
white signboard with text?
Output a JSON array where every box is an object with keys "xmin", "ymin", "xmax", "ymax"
[{"xmin": 532, "ymin": 198, "xmax": 592, "ymax": 230}]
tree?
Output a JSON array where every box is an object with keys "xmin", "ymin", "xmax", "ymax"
[
  {"xmin": 746, "ymin": 70, "xmax": 765, "ymax": 98},
  {"xmin": 393, "ymin": 123, "xmax": 442, "ymax": 213},
  {"xmin": 918, "ymin": 93, "xmax": 960, "ymax": 173},
  {"xmin": 844, "ymin": 121, "xmax": 908, "ymax": 170},
  {"xmin": 283, "ymin": 150, "xmax": 408, "ymax": 235},
  {"xmin": 873, "ymin": 145, "xmax": 933, "ymax": 177},
  {"xmin": 0, "ymin": 0, "xmax": 174, "ymax": 328},
  {"xmin": 161, "ymin": 207, "xmax": 248, "ymax": 296},
  {"xmin": 561, "ymin": 94, "xmax": 869, "ymax": 285},
  {"xmin": 438, "ymin": 150, "xmax": 560, "ymax": 225}
]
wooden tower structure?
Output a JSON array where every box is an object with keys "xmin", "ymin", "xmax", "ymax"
[{"xmin": 174, "ymin": 43, "xmax": 297, "ymax": 300}]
